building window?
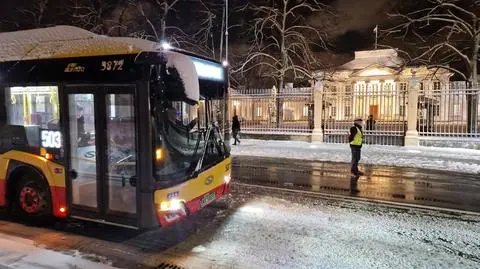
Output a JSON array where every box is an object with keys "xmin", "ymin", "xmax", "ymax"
[
  {"xmin": 345, "ymin": 85, "xmax": 352, "ymax": 95},
  {"xmin": 344, "ymin": 106, "xmax": 351, "ymax": 117},
  {"xmin": 453, "ymin": 104, "xmax": 460, "ymax": 116},
  {"xmin": 419, "ymin": 82, "xmax": 424, "ymax": 92},
  {"xmin": 433, "ymin": 105, "xmax": 440, "ymax": 117},
  {"xmin": 433, "ymin": 81, "xmax": 441, "ymax": 94},
  {"xmin": 399, "ymin": 83, "xmax": 407, "ymax": 92},
  {"xmin": 331, "ymin": 107, "xmax": 336, "ymax": 117},
  {"xmin": 399, "ymin": 105, "xmax": 406, "ymax": 116},
  {"xmin": 303, "ymin": 106, "xmax": 309, "ymax": 117},
  {"xmin": 328, "ymin": 86, "xmax": 337, "ymax": 95},
  {"xmin": 256, "ymin": 107, "xmax": 263, "ymax": 117}
]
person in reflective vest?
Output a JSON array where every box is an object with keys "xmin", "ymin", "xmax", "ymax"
[{"xmin": 349, "ymin": 117, "xmax": 364, "ymax": 177}]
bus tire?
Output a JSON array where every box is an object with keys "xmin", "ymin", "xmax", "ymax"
[{"xmin": 13, "ymin": 174, "xmax": 52, "ymax": 224}]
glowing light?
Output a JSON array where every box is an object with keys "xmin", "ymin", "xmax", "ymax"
[
  {"xmin": 359, "ymin": 68, "xmax": 392, "ymax": 77},
  {"xmin": 159, "ymin": 199, "xmax": 183, "ymax": 211},
  {"xmin": 44, "ymin": 153, "xmax": 54, "ymax": 161},
  {"xmin": 222, "ymin": 60, "xmax": 229, "ymax": 67},
  {"xmin": 59, "ymin": 207, "xmax": 66, "ymax": 213},
  {"xmin": 224, "ymin": 175, "xmax": 231, "ymax": 184},
  {"xmin": 191, "ymin": 57, "xmax": 224, "ymax": 81},
  {"xmin": 156, "ymin": 148, "xmax": 163, "ymax": 160},
  {"xmin": 160, "ymin": 201, "xmax": 169, "ymax": 211},
  {"xmin": 170, "ymin": 199, "xmax": 182, "ymax": 211},
  {"xmin": 240, "ymin": 205, "xmax": 263, "ymax": 213},
  {"xmin": 161, "ymin": 42, "xmax": 171, "ymax": 50}
]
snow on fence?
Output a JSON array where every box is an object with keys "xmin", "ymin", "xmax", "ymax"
[
  {"xmin": 230, "ymin": 87, "xmax": 314, "ymax": 135},
  {"xmin": 322, "ymin": 84, "xmax": 407, "ymax": 146}
]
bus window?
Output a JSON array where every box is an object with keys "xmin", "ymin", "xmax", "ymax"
[
  {"xmin": 4, "ymin": 86, "xmax": 60, "ymax": 130},
  {"xmin": 155, "ymin": 101, "xmax": 203, "ymax": 181},
  {"xmin": 106, "ymin": 93, "xmax": 137, "ymax": 214}
]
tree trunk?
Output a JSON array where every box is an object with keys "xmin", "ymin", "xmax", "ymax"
[
  {"xmin": 276, "ymin": 76, "xmax": 284, "ymax": 128},
  {"xmin": 467, "ymin": 38, "xmax": 479, "ymax": 134}
]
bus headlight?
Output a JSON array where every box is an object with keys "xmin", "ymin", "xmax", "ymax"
[
  {"xmin": 224, "ymin": 175, "xmax": 231, "ymax": 184},
  {"xmin": 159, "ymin": 199, "xmax": 183, "ymax": 211}
]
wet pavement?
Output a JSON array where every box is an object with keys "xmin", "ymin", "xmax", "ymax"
[
  {"xmin": 232, "ymin": 156, "xmax": 480, "ymax": 213},
  {"xmin": 1, "ymin": 186, "xmax": 479, "ymax": 269}
]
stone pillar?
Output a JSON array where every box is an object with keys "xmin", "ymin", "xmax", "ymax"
[
  {"xmin": 405, "ymin": 69, "xmax": 420, "ymax": 146},
  {"xmin": 311, "ymin": 81, "xmax": 324, "ymax": 143}
]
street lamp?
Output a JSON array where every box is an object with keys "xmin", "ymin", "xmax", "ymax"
[{"xmin": 161, "ymin": 41, "xmax": 171, "ymax": 50}]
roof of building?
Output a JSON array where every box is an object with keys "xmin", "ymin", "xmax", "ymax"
[
  {"xmin": 0, "ymin": 25, "xmax": 170, "ymax": 62},
  {"xmin": 337, "ymin": 49, "xmax": 404, "ymax": 71}
]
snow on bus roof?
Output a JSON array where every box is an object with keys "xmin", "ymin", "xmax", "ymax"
[{"xmin": 0, "ymin": 25, "xmax": 167, "ymax": 62}]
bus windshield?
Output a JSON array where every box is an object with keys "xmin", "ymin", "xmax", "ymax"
[{"xmin": 154, "ymin": 99, "xmax": 227, "ymax": 183}]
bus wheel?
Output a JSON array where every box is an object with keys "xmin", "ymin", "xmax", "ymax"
[{"xmin": 14, "ymin": 175, "xmax": 52, "ymax": 224}]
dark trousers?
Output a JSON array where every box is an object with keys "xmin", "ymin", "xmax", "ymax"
[
  {"xmin": 350, "ymin": 146, "xmax": 361, "ymax": 174},
  {"xmin": 233, "ymin": 131, "xmax": 240, "ymax": 144}
]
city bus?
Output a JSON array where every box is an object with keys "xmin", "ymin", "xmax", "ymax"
[{"xmin": 0, "ymin": 26, "xmax": 232, "ymax": 229}]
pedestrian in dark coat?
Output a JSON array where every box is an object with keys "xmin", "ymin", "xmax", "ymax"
[{"xmin": 232, "ymin": 115, "xmax": 241, "ymax": 145}]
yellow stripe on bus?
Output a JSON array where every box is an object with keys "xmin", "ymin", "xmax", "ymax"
[
  {"xmin": 154, "ymin": 157, "xmax": 232, "ymax": 204},
  {"xmin": 0, "ymin": 151, "xmax": 65, "ymax": 188}
]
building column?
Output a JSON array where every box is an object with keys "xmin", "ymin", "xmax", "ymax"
[
  {"xmin": 405, "ymin": 69, "xmax": 420, "ymax": 146},
  {"xmin": 312, "ymin": 81, "xmax": 324, "ymax": 143}
]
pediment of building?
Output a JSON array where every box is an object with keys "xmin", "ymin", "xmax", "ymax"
[{"xmin": 350, "ymin": 65, "xmax": 399, "ymax": 77}]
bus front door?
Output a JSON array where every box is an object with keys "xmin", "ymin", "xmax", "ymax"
[{"xmin": 65, "ymin": 86, "xmax": 138, "ymax": 228}]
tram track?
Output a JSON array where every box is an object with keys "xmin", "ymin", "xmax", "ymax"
[{"xmin": 232, "ymin": 156, "xmax": 480, "ymax": 216}]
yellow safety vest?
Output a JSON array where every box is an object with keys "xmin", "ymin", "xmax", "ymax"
[{"xmin": 350, "ymin": 127, "xmax": 363, "ymax": 146}]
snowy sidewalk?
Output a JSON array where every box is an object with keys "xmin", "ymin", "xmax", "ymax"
[
  {"xmin": 0, "ymin": 233, "xmax": 118, "ymax": 269},
  {"xmin": 230, "ymin": 139, "xmax": 480, "ymax": 174}
]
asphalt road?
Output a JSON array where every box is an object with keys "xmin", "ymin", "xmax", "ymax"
[{"xmin": 232, "ymin": 156, "xmax": 480, "ymax": 213}]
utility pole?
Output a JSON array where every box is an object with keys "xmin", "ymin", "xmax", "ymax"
[
  {"xmin": 225, "ymin": 0, "xmax": 229, "ymax": 66},
  {"xmin": 223, "ymin": 0, "xmax": 231, "ymax": 142}
]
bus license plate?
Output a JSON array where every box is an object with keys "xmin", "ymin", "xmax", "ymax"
[{"xmin": 200, "ymin": 192, "xmax": 216, "ymax": 207}]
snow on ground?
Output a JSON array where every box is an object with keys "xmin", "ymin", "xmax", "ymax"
[
  {"xmin": 0, "ymin": 233, "xmax": 118, "ymax": 269},
  {"xmin": 230, "ymin": 139, "xmax": 480, "ymax": 174},
  {"xmin": 163, "ymin": 187, "xmax": 480, "ymax": 269}
]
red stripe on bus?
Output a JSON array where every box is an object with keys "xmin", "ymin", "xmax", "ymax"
[
  {"xmin": 156, "ymin": 182, "xmax": 230, "ymax": 227},
  {"xmin": 50, "ymin": 186, "xmax": 67, "ymax": 218},
  {"xmin": 0, "ymin": 178, "xmax": 5, "ymax": 206}
]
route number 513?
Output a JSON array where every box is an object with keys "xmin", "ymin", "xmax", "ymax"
[{"xmin": 101, "ymin": 60, "xmax": 124, "ymax": 71}]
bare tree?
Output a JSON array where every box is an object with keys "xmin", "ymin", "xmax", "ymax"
[
  {"xmin": 234, "ymin": 0, "xmax": 330, "ymax": 125},
  {"xmin": 385, "ymin": 0, "xmax": 480, "ymax": 133},
  {"xmin": 136, "ymin": 0, "xmax": 179, "ymax": 42},
  {"xmin": 71, "ymin": 0, "xmax": 118, "ymax": 34},
  {"xmin": 18, "ymin": 0, "xmax": 50, "ymax": 28}
]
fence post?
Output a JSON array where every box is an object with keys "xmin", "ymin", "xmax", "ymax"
[
  {"xmin": 405, "ymin": 69, "xmax": 420, "ymax": 146},
  {"xmin": 312, "ymin": 81, "xmax": 324, "ymax": 143},
  {"xmin": 224, "ymin": 87, "xmax": 232, "ymax": 142}
]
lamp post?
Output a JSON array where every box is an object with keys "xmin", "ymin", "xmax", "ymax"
[{"xmin": 223, "ymin": 0, "xmax": 231, "ymax": 142}]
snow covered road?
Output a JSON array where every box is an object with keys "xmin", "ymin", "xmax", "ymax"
[
  {"xmin": 0, "ymin": 186, "xmax": 478, "ymax": 269},
  {"xmin": 230, "ymin": 139, "xmax": 480, "ymax": 174},
  {"xmin": 160, "ymin": 186, "xmax": 480, "ymax": 269}
]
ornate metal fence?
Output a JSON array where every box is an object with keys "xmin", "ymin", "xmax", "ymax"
[
  {"xmin": 417, "ymin": 82, "xmax": 480, "ymax": 137},
  {"xmin": 322, "ymin": 83, "xmax": 407, "ymax": 146},
  {"xmin": 417, "ymin": 82, "xmax": 480, "ymax": 148},
  {"xmin": 230, "ymin": 87, "xmax": 314, "ymax": 135}
]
